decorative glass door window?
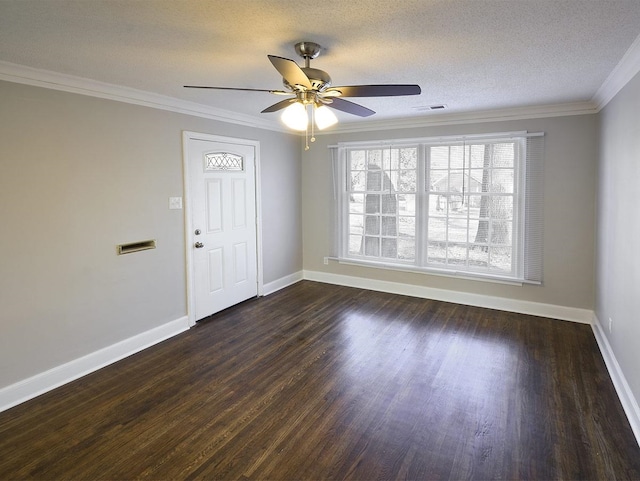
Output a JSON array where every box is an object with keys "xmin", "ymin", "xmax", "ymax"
[{"xmin": 204, "ymin": 152, "xmax": 244, "ymax": 171}]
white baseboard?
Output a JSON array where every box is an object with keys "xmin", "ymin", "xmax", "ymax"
[
  {"xmin": 0, "ymin": 316, "xmax": 190, "ymax": 413},
  {"xmin": 1, "ymin": 268, "xmax": 307, "ymax": 414},
  {"xmin": 303, "ymin": 270, "xmax": 594, "ymax": 324},
  {"xmin": 592, "ymin": 314, "xmax": 640, "ymax": 447},
  {"xmin": 262, "ymin": 270, "xmax": 304, "ymax": 296}
]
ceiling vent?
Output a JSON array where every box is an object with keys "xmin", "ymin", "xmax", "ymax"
[{"xmin": 412, "ymin": 104, "xmax": 448, "ymax": 112}]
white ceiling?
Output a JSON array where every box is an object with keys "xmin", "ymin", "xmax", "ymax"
[{"xmin": 2, "ymin": 0, "xmax": 640, "ymax": 128}]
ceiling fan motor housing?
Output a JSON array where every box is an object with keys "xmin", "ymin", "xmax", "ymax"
[
  {"xmin": 284, "ymin": 67, "xmax": 332, "ymax": 92},
  {"xmin": 279, "ymin": 41, "xmax": 331, "ymax": 92}
]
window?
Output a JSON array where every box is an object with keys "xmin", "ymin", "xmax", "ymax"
[
  {"xmin": 347, "ymin": 147, "xmax": 418, "ymax": 261},
  {"xmin": 334, "ymin": 132, "xmax": 544, "ymax": 283},
  {"xmin": 204, "ymin": 152, "xmax": 244, "ymax": 171}
]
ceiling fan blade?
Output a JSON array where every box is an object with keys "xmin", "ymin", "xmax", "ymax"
[
  {"xmin": 184, "ymin": 85, "xmax": 290, "ymax": 95},
  {"xmin": 327, "ymin": 98, "xmax": 375, "ymax": 117},
  {"xmin": 268, "ymin": 55, "xmax": 312, "ymax": 89},
  {"xmin": 261, "ymin": 98, "xmax": 296, "ymax": 113},
  {"xmin": 326, "ymin": 84, "xmax": 421, "ymax": 97}
]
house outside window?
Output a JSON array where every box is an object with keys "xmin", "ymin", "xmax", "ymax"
[{"xmin": 334, "ymin": 132, "xmax": 543, "ymax": 284}]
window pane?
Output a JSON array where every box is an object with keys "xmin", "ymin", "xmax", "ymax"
[
  {"xmin": 388, "ymin": 170, "xmax": 398, "ymax": 189},
  {"xmin": 430, "ymin": 173, "xmax": 448, "ymax": 192},
  {"xmin": 366, "ymin": 170, "xmax": 382, "ymax": 191},
  {"xmin": 427, "ymin": 241, "xmax": 447, "ymax": 264},
  {"xmin": 349, "ymin": 214, "xmax": 364, "ymax": 235},
  {"xmin": 400, "ymin": 148, "xmax": 417, "ymax": 170},
  {"xmin": 449, "ymin": 199, "xmax": 469, "ymax": 219},
  {"xmin": 381, "ymin": 238, "xmax": 397, "ymax": 258},
  {"xmin": 350, "ymin": 150, "xmax": 366, "ymax": 170},
  {"xmin": 448, "ymin": 222, "xmax": 468, "ymax": 243},
  {"xmin": 492, "ymin": 143, "xmax": 514, "ymax": 168},
  {"xmin": 399, "ymin": 216, "xmax": 415, "ymax": 237},
  {"xmin": 491, "ymin": 169, "xmax": 514, "ymax": 193},
  {"xmin": 447, "ymin": 195, "xmax": 464, "ymax": 213},
  {"xmin": 350, "ymin": 171, "xmax": 365, "ymax": 191},
  {"xmin": 381, "ymin": 194, "xmax": 397, "ymax": 214},
  {"xmin": 428, "ymin": 217, "xmax": 447, "ymax": 241},
  {"xmin": 349, "ymin": 194, "xmax": 364, "ymax": 213},
  {"xmin": 364, "ymin": 237, "xmax": 380, "ymax": 256},
  {"xmin": 469, "ymin": 169, "xmax": 485, "ymax": 193},
  {"xmin": 365, "ymin": 194, "xmax": 380, "ymax": 213},
  {"xmin": 467, "ymin": 194, "xmax": 482, "ymax": 210},
  {"xmin": 382, "ymin": 149, "xmax": 398, "ymax": 171},
  {"xmin": 489, "ymin": 246, "xmax": 512, "ymax": 272},
  {"xmin": 446, "ymin": 243, "xmax": 468, "ymax": 266},
  {"xmin": 399, "ymin": 194, "xmax": 415, "ymax": 215},
  {"xmin": 399, "ymin": 169, "xmax": 416, "ymax": 191},
  {"xmin": 365, "ymin": 215, "xmax": 380, "ymax": 235},
  {"xmin": 468, "ymin": 245, "xmax": 489, "ymax": 268},
  {"xmin": 381, "ymin": 216, "xmax": 397, "ymax": 236},
  {"xmin": 367, "ymin": 150, "xmax": 383, "ymax": 169},
  {"xmin": 430, "ymin": 146, "xmax": 449, "ymax": 169},
  {"xmin": 450, "ymin": 145, "xmax": 464, "ymax": 169},
  {"xmin": 349, "ymin": 235, "xmax": 363, "ymax": 255},
  {"xmin": 398, "ymin": 238, "xmax": 415, "ymax": 261},
  {"xmin": 429, "ymin": 194, "xmax": 448, "ymax": 214},
  {"xmin": 447, "ymin": 170, "xmax": 465, "ymax": 193},
  {"xmin": 490, "ymin": 219, "xmax": 512, "ymax": 246},
  {"xmin": 469, "ymin": 144, "xmax": 486, "ymax": 169},
  {"xmin": 490, "ymin": 196, "xmax": 513, "ymax": 221}
]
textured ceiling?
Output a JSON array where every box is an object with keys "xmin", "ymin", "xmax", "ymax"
[{"xmin": 1, "ymin": 0, "xmax": 640, "ymax": 126}]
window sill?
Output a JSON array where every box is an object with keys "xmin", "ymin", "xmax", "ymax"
[{"xmin": 328, "ymin": 257, "xmax": 541, "ymax": 286}]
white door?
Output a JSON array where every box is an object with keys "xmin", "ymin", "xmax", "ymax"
[{"xmin": 185, "ymin": 134, "xmax": 259, "ymax": 322}]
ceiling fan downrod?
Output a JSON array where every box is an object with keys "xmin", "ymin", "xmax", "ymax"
[{"xmin": 294, "ymin": 41, "xmax": 322, "ymax": 68}]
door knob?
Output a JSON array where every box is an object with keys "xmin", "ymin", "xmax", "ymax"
[{"xmin": 194, "ymin": 242, "xmax": 204, "ymax": 248}]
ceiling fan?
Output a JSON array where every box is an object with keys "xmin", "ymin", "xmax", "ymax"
[{"xmin": 185, "ymin": 41, "xmax": 421, "ymax": 140}]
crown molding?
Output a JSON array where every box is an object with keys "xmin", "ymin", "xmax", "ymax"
[
  {"xmin": 0, "ymin": 59, "xmax": 613, "ymax": 135},
  {"xmin": 592, "ymin": 32, "xmax": 640, "ymax": 111},
  {"xmin": 0, "ymin": 60, "xmax": 287, "ymax": 133},
  {"xmin": 325, "ymin": 101, "xmax": 598, "ymax": 134}
]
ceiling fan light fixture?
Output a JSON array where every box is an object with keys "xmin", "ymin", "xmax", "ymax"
[
  {"xmin": 280, "ymin": 101, "xmax": 308, "ymax": 131},
  {"xmin": 314, "ymin": 104, "xmax": 338, "ymax": 130}
]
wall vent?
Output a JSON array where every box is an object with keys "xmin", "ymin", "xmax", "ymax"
[{"xmin": 117, "ymin": 239, "xmax": 156, "ymax": 255}]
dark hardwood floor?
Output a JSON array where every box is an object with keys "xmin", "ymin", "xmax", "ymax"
[{"xmin": 1, "ymin": 281, "xmax": 639, "ymax": 480}]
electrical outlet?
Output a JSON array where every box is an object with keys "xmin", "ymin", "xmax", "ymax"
[
  {"xmin": 323, "ymin": 257, "xmax": 329, "ymax": 265},
  {"xmin": 608, "ymin": 317, "xmax": 613, "ymax": 333}
]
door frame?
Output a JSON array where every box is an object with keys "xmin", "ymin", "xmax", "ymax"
[{"xmin": 182, "ymin": 131, "xmax": 263, "ymax": 327}]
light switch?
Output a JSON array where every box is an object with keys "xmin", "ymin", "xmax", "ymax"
[{"xmin": 169, "ymin": 197, "xmax": 183, "ymax": 210}]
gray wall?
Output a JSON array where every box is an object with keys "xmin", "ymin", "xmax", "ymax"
[
  {"xmin": 0, "ymin": 80, "xmax": 302, "ymax": 389},
  {"xmin": 597, "ymin": 71, "xmax": 640, "ymax": 405},
  {"xmin": 302, "ymin": 115, "xmax": 598, "ymax": 310},
  {"xmin": 0, "ymin": 77, "xmax": 610, "ymax": 396}
]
